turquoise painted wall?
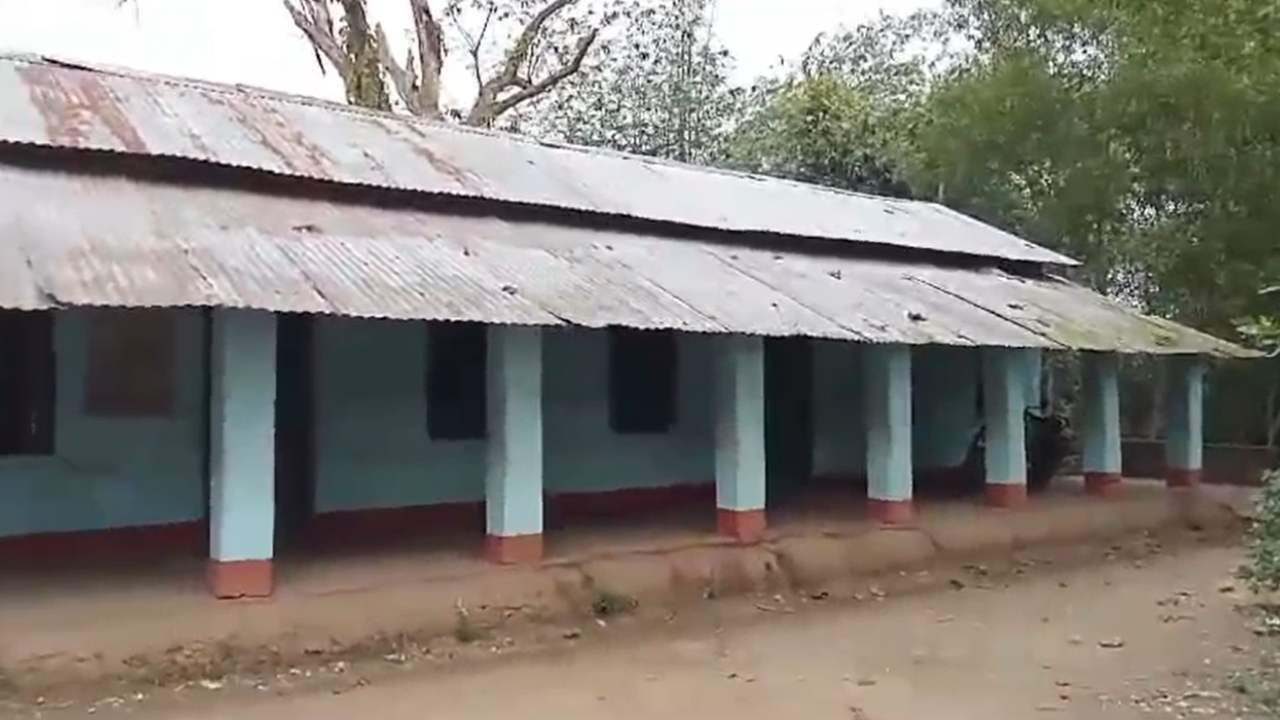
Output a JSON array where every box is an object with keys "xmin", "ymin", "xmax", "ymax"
[
  {"xmin": 0, "ymin": 310, "xmax": 1037, "ymax": 538},
  {"xmin": 913, "ymin": 346, "xmax": 981, "ymax": 469},
  {"xmin": 542, "ymin": 328, "xmax": 713, "ymax": 494},
  {"xmin": 312, "ymin": 320, "xmax": 715, "ymax": 512},
  {"xmin": 812, "ymin": 340, "xmax": 865, "ymax": 478},
  {"xmin": 812, "ymin": 343, "xmax": 1019, "ymax": 478},
  {"xmin": 0, "ymin": 309, "xmax": 206, "ymax": 537}
]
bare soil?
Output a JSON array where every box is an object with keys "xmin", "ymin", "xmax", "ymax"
[{"xmin": 4, "ymin": 526, "xmax": 1276, "ymax": 719}]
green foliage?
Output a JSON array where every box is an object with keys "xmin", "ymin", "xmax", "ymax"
[
  {"xmin": 725, "ymin": 13, "xmax": 939, "ymax": 196},
  {"xmin": 524, "ymin": 0, "xmax": 739, "ymax": 163},
  {"xmin": 727, "ymin": 74, "xmax": 914, "ymax": 196},
  {"xmin": 1242, "ymin": 471, "xmax": 1280, "ymax": 594},
  {"xmin": 926, "ymin": 0, "xmax": 1280, "ymax": 327}
]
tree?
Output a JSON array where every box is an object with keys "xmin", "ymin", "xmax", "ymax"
[
  {"xmin": 283, "ymin": 0, "xmax": 606, "ymax": 125},
  {"xmin": 724, "ymin": 12, "xmax": 939, "ymax": 196},
  {"xmin": 726, "ymin": 74, "xmax": 915, "ymax": 197},
  {"xmin": 522, "ymin": 0, "xmax": 739, "ymax": 164},
  {"xmin": 917, "ymin": 0, "xmax": 1280, "ymax": 326}
]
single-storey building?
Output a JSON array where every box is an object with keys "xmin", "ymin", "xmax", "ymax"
[{"xmin": 0, "ymin": 54, "xmax": 1256, "ymax": 599}]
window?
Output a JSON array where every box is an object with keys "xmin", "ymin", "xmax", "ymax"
[
  {"xmin": 85, "ymin": 310, "xmax": 176, "ymax": 417},
  {"xmin": 0, "ymin": 311, "xmax": 55, "ymax": 455},
  {"xmin": 427, "ymin": 322, "xmax": 487, "ymax": 440},
  {"xmin": 609, "ymin": 329, "xmax": 677, "ymax": 434}
]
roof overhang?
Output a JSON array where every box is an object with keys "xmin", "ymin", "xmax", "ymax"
[{"xmin": 0, "ymin": 161, "xmax": 1256, "ymax": 359}]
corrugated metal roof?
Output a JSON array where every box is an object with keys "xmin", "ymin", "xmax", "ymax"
[
  {"xmin": 0, "ymin": 53, "xmax": 1077, "ymax": 267},
  {"xmin": 0, "ymin": 162, "xmax": 1254, "ymax": 358}
]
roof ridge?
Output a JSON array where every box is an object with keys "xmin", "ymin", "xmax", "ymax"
[{"xmin": 0, "ymin": 52, "xmax": 923, "ymax": 209}]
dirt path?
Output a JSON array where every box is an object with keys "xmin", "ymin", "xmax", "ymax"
[{"xmin": 13, "ymin": 538, "xmax": 1273, "ymax": 719}]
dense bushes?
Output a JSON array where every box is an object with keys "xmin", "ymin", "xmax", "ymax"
[{"xmin": 1243, "ymin": 470, "xmax": 1280, "ymax": 593}]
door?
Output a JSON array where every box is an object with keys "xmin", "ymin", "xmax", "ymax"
[
  {"xmin": 274, "ymin": 314, "xmax": 315, "ymax": 547},
  {"xmin": 765, "ymin": 337, "xmax": 814, "ymax": 505}
]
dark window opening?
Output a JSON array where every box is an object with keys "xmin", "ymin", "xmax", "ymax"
[
  {"xmin": 427, "ymin": 322, "xmax": 487, "ymax": 440},
  {"xmin": 609, "ymin": 328, "xmax": 677, "ymax": 434},
  {"xmin": 0, "ymin": 311, "xmax": 56, "ymax": 455},
  {"xmin": 85, "ymin": 310, "xmax": 176, "ymax": 417}
]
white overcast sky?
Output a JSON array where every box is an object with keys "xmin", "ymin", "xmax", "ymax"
[{"xmin": 0, "ymin": 0, "xmax": 936, "ymax": 108}]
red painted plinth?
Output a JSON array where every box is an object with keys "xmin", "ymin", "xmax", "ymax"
[
  {"xmin": 207, "ymin": 559, "xmax": 273, "ymax": 599},
  {"xmin": 716, "ymin": 508, "xmax": 766, "ymax": 543},
  {"xmin": 868, "ymin": 498, "xmax": 916, "ymax": 525},
  {"xmin": 1085, "ymin": 472, "xmax": 1123, "ymax": 498},
  {"xmin": 1166, "ymin": 468, "xmax": 1202, "ymax": 489},
  {"xmin": 985, "ymin": 483, "xmax": 1029, "ymax": 508},
  {"xmin": 485, "ymin": 534, "xmax": 544, "ymax": 564}
]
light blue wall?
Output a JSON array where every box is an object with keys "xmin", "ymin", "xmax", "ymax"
[
  {"xmin": 0, "ymin": 310, "xmax": 1024, "ymax": 539},
  {"xmin": 312, "ymin": 320, "xmax": 715, "ymax": 512},
  {"xmin": 812, "ymin": 343, "xmax": 996, "ymax": 478},
  {"xmin": 542, "ymin": 328, "xmax": 714, "ymax": 494},
  {"xmin": 913, "ymin": 346, "xmax": 982, "ymax": 469},
  {"xmin": 812, "ymin": 340, "xmax": 865, "ymax": 478},
  {"xmin": 208, "ymin": 310, "xmax": 277, "ymax": 562},
  {"xmin": 0, "ymin": 309, "xmax": 206, "ymax": 537}
]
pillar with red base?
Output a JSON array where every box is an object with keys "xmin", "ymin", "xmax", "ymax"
[
  {"xmin": 864, "ymin": 344, "xmax": 915, "ymax": 524},
  {"xmin": 714, "ymin": 335, "xmax": 767, "ymax": 543},
  {"xmin": 1165, "ymin": 356, "xmax": 1206, "ymax": 489},
  {"xmin": 982, "ymin": 348, "xmax": 1031, "ymax": 508},
  {"xmin": 207, "ymin": 310, "xmax": 277, "ymax": 599},
  {"xmin": 1082, "ymin": 352, "xmax": 1123, "ymax": 498},
  {"xmin": 484, "ymin": 325, "xmax": 544, "ymax": 564}
]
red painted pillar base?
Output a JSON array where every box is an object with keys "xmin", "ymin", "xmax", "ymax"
[
  {"xmin": 868, "ymin": 498, "xmax": 916, "ymax": 525},
  {"xmin": 717, "ymin": 508, "xmax": 766, "ymax": 544},
  {"xmin": 1084, "ymin": 472, "xmax": 1122, "ymax": 498},
  {"xmin": 485, "ymin": 534, "xmax": 544, "ymax": 564},
  {"xmin": 1166, "ymin": 468, "xmax": 1202, "ymax": 489},
  {"xmin": 207, "ymin": 559, "xmax": 273, "ymax": 599},
  {"xmin": 985, "ymin": 483, "xmax": 1028, "ymax": 508}
]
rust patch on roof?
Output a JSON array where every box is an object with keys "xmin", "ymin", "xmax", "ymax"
[
  {"xmin": 17, "ymin": 64, "xmax": 147, "ymax": 153},
  {"xmin": 394, "ymin": 118, "xmax": 488, "ymax": 193},
  {"xmin": 202, "ymin": 92, "xmax": 334, "ymax": 177}
]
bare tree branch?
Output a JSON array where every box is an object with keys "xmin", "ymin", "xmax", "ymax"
[
  {"xmin": 468, "ymin": 0, "xmax": 594, "ymax": 125},
  {"xmin": 451, "ymin": 4, "xmax": 497, "ymax": 93},
  {"xmin": 469, "ymin": 27, "xmax": 597, "ymax": 125},
  {"xmin": 375, "ymin": 24, "xmax": 423, "ymax": 115},
  {"xmin": 282, "ymin": 0, "xmax": 345, "ymax": 75}
]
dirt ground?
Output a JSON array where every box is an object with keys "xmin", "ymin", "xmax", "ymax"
[{"xmin": 6, "ymin": 528, "xmax": 1277, "ymax": 719}]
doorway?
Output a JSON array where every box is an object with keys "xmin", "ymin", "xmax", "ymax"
[
  {"xmin": 764, "ymin": 337, "xmax": 814, "ymax": 505},
  {"xmin": 274, "ymin": 314, "xmax": 316, "ymax": 548}
]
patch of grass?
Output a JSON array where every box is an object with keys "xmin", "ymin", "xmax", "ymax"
[
  {"xmin": 591, "ymin": 588, "xmax": 638, "ymax": 618},
  {"xmin": 453, "ymin": 603, "xmax": 488, "ymax": 644},
  {"xmin": 1226, "ymin": 608, "xmax": 1280, "ymax": 717}
]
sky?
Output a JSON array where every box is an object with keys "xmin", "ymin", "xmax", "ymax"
[{"xmin": 0, "ymin": 0, "xmax": 936, "ymax": 108}]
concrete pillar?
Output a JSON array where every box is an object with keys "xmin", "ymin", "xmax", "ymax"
[
  {"xmin": 207, "ymin": 310, "xmax": 277, "ymax": 599},
  {"xmin": 983, "ymin": 348, "xmax": 1030, "ymax": 508},
  {"xmin": 1082, "ymin": 352, "xmax": 1123, "ymax": 497},
  {"xmin": 714, "ymin": 335, "xmax": 767, "ymax": 543},
  {"xmin": 1165, "ymin": 356, "xmax": 1207, "ymax": 488},
  {"xmin": 864, "ymin": 344, "xmax": 914, "ymax": 523},
  {"xmin": 484, "ymin": 325, "xmax": 544, "ymax": 564}
]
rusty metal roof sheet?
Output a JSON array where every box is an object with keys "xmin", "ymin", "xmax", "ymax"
[
  {"xmin": 0, "ymin": 161, "xmax": 1253, "ymax": 357},
  {"xmin": 0, "ymin": 53, "xmax": 1077, "ymax": 267}
]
